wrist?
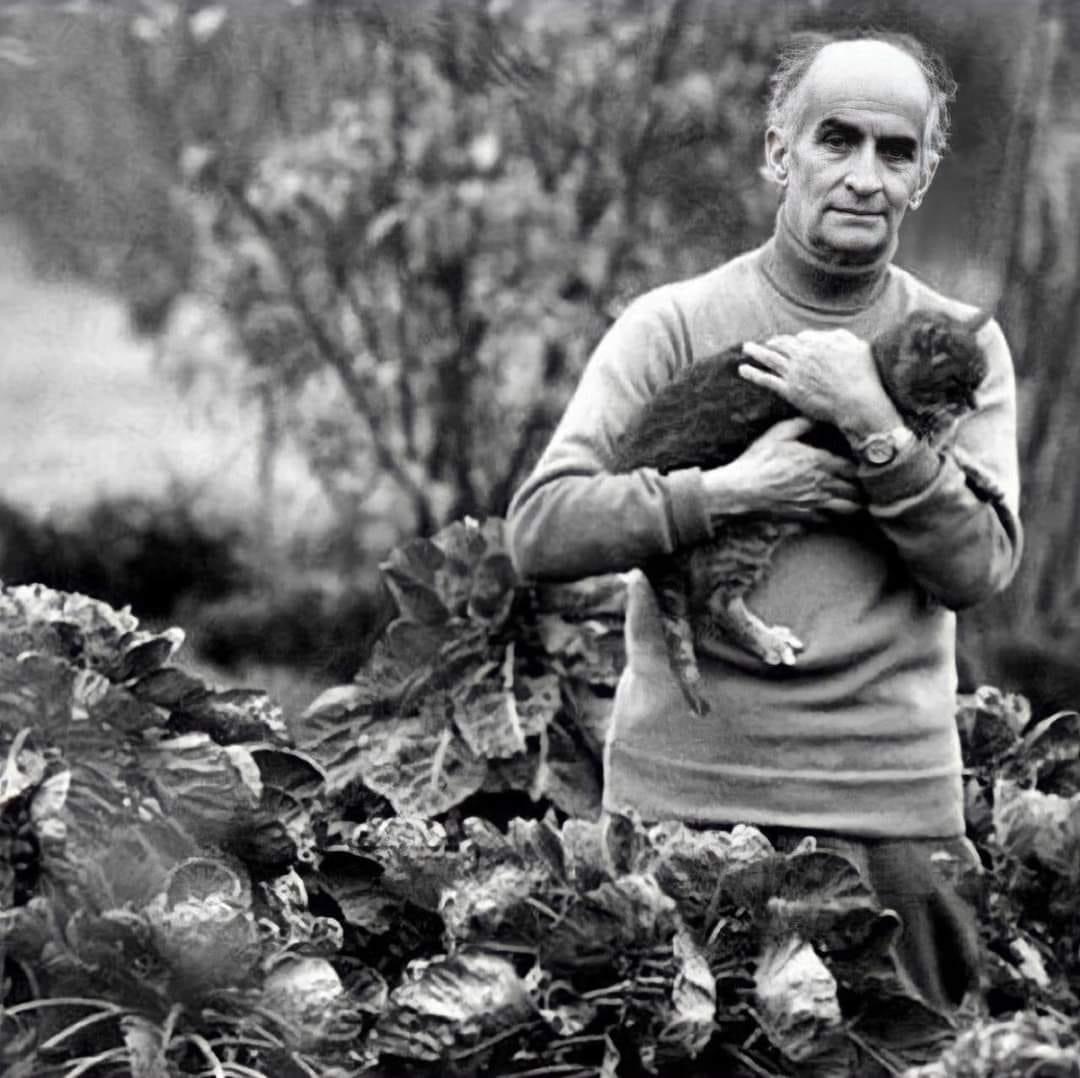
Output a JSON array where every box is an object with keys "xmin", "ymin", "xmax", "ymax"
[
  {"xmin": 849, "ymin": 424, "xmax": 917, "ymax": 468},
  {"xmin": 839, "ymin": 400, "xmax": 905, "ymax": 446},
  {"xmin": 702, "ymin": 463, "xmax": 756, "ymax": 521}
]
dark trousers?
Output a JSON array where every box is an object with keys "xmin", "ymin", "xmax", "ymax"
[{"xmin": 761, "ymin": 827, "xmax": 983, "ymax": 1012}]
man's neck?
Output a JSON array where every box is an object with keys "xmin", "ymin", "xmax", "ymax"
[{"xmin": 761, "ymin": 208, "xmax": 894, "ymax": 313}]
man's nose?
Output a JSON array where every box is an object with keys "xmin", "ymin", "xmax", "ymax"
[{"xmin": 844, "ymin": 144, "xmax": 884, "ymax": 197}]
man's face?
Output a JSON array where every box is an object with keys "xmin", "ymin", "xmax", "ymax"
[{"xmin": 767, "ymin": 41, "xmax": 937, "ymax": 262}]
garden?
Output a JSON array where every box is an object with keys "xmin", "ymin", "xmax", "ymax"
[{"xmin": 2, "ymin": 1, "xmax": 1080, "ymax": 1074}]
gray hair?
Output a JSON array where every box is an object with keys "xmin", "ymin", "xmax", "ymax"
[{"xmin": 766, "ymin": 29, "xmax": 957, "ymax": 160}]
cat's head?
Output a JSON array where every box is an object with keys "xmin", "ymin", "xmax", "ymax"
[{"xmin": 882, "ymin": 309, "xmax": 989, "ymax": 439}]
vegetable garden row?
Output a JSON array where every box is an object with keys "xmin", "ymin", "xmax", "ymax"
[{"xmin": 1, "ymin": 518, "xmax": 1078, "ymax": 1077}]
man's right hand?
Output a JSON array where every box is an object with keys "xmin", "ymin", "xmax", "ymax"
[{"xmin": 701, "ymin": 417, "xmax": 863, "ymax": 526}]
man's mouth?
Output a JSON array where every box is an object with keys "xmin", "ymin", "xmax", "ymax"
[{"xmin": 829, "ymin": 208, "xmax": 885, "ymax": 217}]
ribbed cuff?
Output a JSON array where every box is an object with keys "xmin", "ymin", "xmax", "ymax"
[
  {"xmin": 666, "ymin": 467, "xmax": 713, "ymax": 547},
  {"xmin": 859, "ymin": 441, "xmax": 942, "ymax": 505}
]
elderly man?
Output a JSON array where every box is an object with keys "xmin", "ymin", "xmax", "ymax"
[{"xmin": 506, "ymin": 30, "xmax": 1022, "ymax": 1010}]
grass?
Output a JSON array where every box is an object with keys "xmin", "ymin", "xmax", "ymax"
[{"xmin": 0, "ymin": 218, "xmax": 324, "ymax": 533}]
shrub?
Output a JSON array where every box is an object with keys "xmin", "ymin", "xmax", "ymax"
[
  {"xmin": 186, "ymin": 577, "xmax": 390, "ymax": 681},
  {"xmin": 0, "ymin": 494, "xmax": 249, "ymax": 620}
]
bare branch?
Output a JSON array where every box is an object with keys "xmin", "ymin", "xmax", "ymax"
[
  {"xmin": 223, "ymin": 181, "xmax": 437, "ymax": 533},
  {"xmin": 385, "ymin": 46, "xmax": 422, "ymax": 463},
  {"xmin": 603, "ymin": 0, "xmax": 694, "ymax": 296}
]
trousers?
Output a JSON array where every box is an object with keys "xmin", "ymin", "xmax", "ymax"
[{"xmin": 759, "ymin": 826, "xmax": 983, "ymax": 1012}]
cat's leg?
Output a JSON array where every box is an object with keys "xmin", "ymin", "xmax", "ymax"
[
  {"xmin": 690, "ymin": 522, "xmax": 806, "ymax": 666},
  {"xmin": 645, "ymin": 556, "xmax": 710, "ymax": 716},
  {"xmin": 703, "ymin": 594, "xmax": 804, "ymax": 666}
]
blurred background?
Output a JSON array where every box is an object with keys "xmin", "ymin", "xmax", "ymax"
[{"xmin": 0, "ymin": 0, "xmax": 1077, "ymax": 714}]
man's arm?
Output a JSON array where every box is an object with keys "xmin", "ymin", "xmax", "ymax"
[
  {"xmin": 856, "ymin": 318, "xmax": 1023, "ymax": 609},
  {"xmin": 507, "ymin": 295, "xmax": 713, "ymax": 581},
  {"xmin": 509, "ymin": 293, "xmax": 867, "ymax": 582}
]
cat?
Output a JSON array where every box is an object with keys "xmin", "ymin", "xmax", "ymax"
[{"xmin": 609, "ymin": 308, "xmax": 997, "ymax": 716}]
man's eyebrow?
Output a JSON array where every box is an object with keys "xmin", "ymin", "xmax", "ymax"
[
  {"xmin": 815, "ymin": 118, "xmax": 918, "ymax": 154},
  {"xmin": 815, "ymin": 118, "xmax": 859, "ymax": 140}
]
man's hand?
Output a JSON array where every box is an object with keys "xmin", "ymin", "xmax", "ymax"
[
  {"xmin": 702, "ymin": 417, "xmax": 864, "ymax": 524},
  {"xmin": 739, "ymin": 328, "xmax": 903, "ymax": 441}
]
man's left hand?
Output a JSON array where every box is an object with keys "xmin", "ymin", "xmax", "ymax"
[{"xmin": 739, "ymin": 329, "xmax": 902, "ymax": 439}]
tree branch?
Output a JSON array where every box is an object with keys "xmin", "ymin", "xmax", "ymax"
[
  {"xmin": 600, "ymin": 0, "xmax": 692, "ymax": 300},
  {"xmin": 387, "ymin": 46, "xmax": 422, "ymax": 463},
  {"xmin": 295, "ymin": 199, "xmax": 414, "ymax": 468},
  {"xmin": 223, "ymin": 181, "xmax": 437, "ymax": 534}
]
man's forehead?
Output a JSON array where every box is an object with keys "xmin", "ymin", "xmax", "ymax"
[{"xmin": 791, "ymin": 40, "xmax": 932, "ymax": 137}]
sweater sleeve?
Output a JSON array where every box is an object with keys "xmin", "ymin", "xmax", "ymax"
[
  {"xmin": 857, "ymin": 318, "xmax": 1023, "ymax": 609},
  {"xmin": 507, "ymin": 295, "xmax": 713, "ymax": 581}
]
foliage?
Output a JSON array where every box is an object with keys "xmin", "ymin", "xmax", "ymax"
[
  {"xmin": 162, "ymin": 0, "xmax": 784, "ymax": 539},
  {"xmin": 4, "ymin": 0, "xmax": 1079, "ymax": 667},
  {"xmin": 960, "ymin": 0, "xmax": 1080, "ymax": 674},
  {"xmin": 0, "ymin": 580, "xmax": 357, "ymax": 1077},
  {"xmin": 0, "ymin": 495, "xmax": 248, "ymax": 622},
  {"xmin": 19, "ymin": 0, "xmax": 775, "ymax": 552},
  {"xmin": 903, "ymin": 1010, "xmax": 1080, "ymax": 1078},
  {"xmin": 186, "ymin": 578, "xmax": 386, "ymax": 683},
  {"xmin": 5, "ymin": 527, "xmax": 1080, "ymax": 1075},
  {"xmin": 297, "ymin": 516, "xmax": 624, "ymax": 822},
  {"xmin": 953, "ymin": 686, "xmax": 1080, "ymax": 1019}
]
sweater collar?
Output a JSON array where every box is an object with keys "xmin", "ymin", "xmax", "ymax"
[{"xmin": 760, "ymin": 208, "xmax": 893, "ymax": 314}]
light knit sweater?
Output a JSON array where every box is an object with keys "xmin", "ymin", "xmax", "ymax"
[{"xmin": 506, "ymin": 219, "xmax": 1023, "ymax": 838}]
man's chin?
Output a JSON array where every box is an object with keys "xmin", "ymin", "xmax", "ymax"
[{"xmin": 815, "ymin": 221, "xmax": 891, "ymax": 262}]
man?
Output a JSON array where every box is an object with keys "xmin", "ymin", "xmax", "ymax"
[{"xmin": 506, "ymin": 30, "xmax": 1022, "ymax": 1011}]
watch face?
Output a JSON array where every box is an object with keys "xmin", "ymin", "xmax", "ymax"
[{"xmin": 863, "ymin": 434, "xmax": 897, "ymax": 465}]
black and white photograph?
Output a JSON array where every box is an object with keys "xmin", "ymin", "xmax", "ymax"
[{"xmin": 0, "ymin": 1, "xmax": 1077, "ymax": 1075}]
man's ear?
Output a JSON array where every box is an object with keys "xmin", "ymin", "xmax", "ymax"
[
  {"xmin": 909, "ymin": 150, "xmax": 940, "ymax": 210},
  {"xmin": 763, "ymin": 126, "xmax": 789, "ymax": 187}
]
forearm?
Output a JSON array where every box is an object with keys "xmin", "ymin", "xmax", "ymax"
[
  {"xmin": 862, "ymin": 442, "xmax": 1022, "ymax": 608},
  {"xmin": 858, "ymin": 321, "xmax": 1023, "ymax": 609},
  {"xmin": 507, "ymin": 460, "xmax": 710, "ymax": 581},
  {"xmin": 506, "ymin": 294, "xmax": 713, "ymax": 582}
]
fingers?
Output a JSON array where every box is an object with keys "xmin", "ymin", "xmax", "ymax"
[
  {"xmin": 742, "ymin": 341, "xmax": 791, "ymax": 371},
  {"xmin": 764, "ymin": 335, "xmax": 800, "ymax": 348},
  {"xmin": 750, "ymin": 423, "xmax": 860, "ymax": 481},
  {"xmin": 755, "ymin": 416, "xmax": 815, "ymax": 442},
  {"xmin": 825, "ymin": 483, "xmax": 862, "ymax": 506},
  {"xmin": 776, "ymin": 498, "xmax": 863, "ymax": 523},
  {"xmin": 811, "ymin": 471, "xmax": 861, "ymax": 507},
  {"xmin": 824, "ymin": 498, "xmax": 863, "ymax": 515},
  {"xmin": 737, "ymin": 362, "xmax": 784, "ymax": 397},
  {"xmin": 814, "ymin": 452, "xmax": 858, "ymax": 480}
]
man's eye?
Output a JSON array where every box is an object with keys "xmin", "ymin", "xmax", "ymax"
[
  {"xmin": 882, "ymin": 145, "xmax": 915, "ymax": 162},
  {"xmin": 822, "ymin": 133, "xmax": 848, "ymax": 149}
]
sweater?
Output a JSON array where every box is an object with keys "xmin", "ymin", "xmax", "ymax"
[{"xmin": 506, "ymin": 218, "xmax": 1023, "ymax": 839}]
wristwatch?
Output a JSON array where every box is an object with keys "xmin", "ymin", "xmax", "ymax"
[{"xmin": 851, "ymin": 425, "xmax": 916, "ymax": 467}]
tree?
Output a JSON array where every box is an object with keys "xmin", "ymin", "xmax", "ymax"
[
  {"xmin": 959, "ymin": 0, "xmax": 1080, "ymax": 676},
  {"xmin": 161, "ymin": 0, "xmax": 783, "ymax": 542}
]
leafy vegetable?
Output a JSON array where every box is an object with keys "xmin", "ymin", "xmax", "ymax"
[
  {"xmin": 6, "ymin": 542, "xmax": 1080, "ymax": 1076},
  {"xmin": 296, "ymin": 516, "xmax": 620, "ymax": 821}
]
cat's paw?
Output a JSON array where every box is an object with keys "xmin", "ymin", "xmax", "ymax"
[
  {"xmin": 755, "ymin": 624, "xmax": 804, "ymax": 666},
  {"xmin": 694, "ymin": 598, "xmax": 805, "ymax": 668}
]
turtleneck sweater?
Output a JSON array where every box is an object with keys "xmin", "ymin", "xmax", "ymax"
[{"xmin": 506, "ymin": 216, "xmax": 1022, "ymax": 838}]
